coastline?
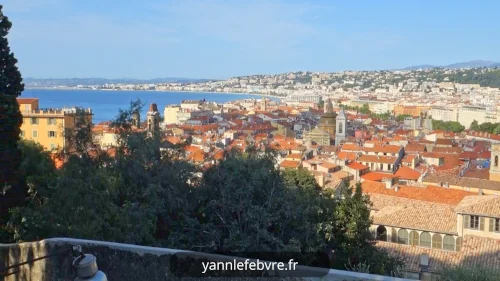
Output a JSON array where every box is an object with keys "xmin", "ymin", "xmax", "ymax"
[{"xmin": 25, "ymin": 87, "xmax": 284, "ymax": 99}]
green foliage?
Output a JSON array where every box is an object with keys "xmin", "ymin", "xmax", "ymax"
[
  {"xmin": 470, "ymin": 120, "xmax": 480, "ymax": 131},
  {"xmin": 432, "ymin": 120, "xmax": 465, "ymax": 133},
  {"xmin": 433, "ymin": 68, "xmax": 500, "ymax": 88},
  {"xmin": 437, "ymin": 264, "xmax": 500, "ymax": 281},
  {"xmin": 468, "ymin": 120, "xmax": 500, "ymax": 134},
  {"xmin": 333, "ymin": 183, "xmax": 404, "ymax": 276},
  {"xmin": 0, "ymin": 5, "xmax": 26, "ymax": 239},
  {"xmin": 396, "ymin": 114, "xmax": 412, "ymax": 122},
  {"xmin": 371, "ymin": 111, "xmax": 392, "ymax": 121},
  {"xmin": 6, "ymin": 99, "xmax": 405, "ymax": 277}
]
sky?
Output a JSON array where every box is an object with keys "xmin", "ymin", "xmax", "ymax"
[{"xmin": 3, "ymin": 0, "xmax": 500, "ymax": 80}]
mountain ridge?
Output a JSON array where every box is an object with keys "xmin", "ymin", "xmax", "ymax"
[{"xmin": 403, "ymin": 60, "xmax": 500, "ymax": 70}]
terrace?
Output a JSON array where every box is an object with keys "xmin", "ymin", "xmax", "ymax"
[{"xmin": 1, "ymin": 238, "xmax": 416, "ymax": 281}]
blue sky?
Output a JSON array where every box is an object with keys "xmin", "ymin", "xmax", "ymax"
[{"xmin": 3, "ymin": 0, "xmax": 500, "ymax": 79}]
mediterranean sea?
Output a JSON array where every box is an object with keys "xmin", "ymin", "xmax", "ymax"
[{"xmin": 22, "ymin": 89, "xmax": 274, "ymax": 123}]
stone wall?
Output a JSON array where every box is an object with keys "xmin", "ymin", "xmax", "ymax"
[{"xmin": 1, "ymin": 238, "xmax": 415, "ymax": 281}]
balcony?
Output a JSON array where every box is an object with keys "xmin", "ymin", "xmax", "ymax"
[{"xmin": 1, "ymin": 238, "xmax": 415, "ymax": 281}]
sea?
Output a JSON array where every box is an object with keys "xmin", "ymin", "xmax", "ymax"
[{"xmin": 22, "ymin": 89, "xmax": 274, "ymax": 123}]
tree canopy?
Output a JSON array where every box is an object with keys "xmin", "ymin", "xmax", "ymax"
[
  {"xmin": 4, "ymin": 100, "xmax": 403, "ymax": 276},
  {"xmin": 0, "ymin": 5, "xmax": 26, "ymax": 242}
]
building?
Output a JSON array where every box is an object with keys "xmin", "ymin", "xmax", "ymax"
[
  {"xmin": 335, "ymin": 107, "xmax": 347, "ymax": 145},
  {"xmin": 317, "ymin": 99, "xmax": 337, "ymax": 137},
  {"xmin": 458, "ymin": 106, "xmax": 488, "ymax": 128},
  {"xmin": 364, "ymin": 181, "xmax": 500, "ymax": 279},
  {"xmin": 17, "ymin": 98, "xmax": 92, "ymax": 152},
  {"xmin": 163, "ymin": 105, "xmax": 180, "ymax": 124},
  {"xmin": 146, "ymin": 103, "xmax": 160, "ymax": 137},
  {"xmin": 490, "ymin": 143, "xmax": 500, "ymax": 182},
  {"xmin": 430, "ymin": 106, "xmax": 458, "ymax": 123}
]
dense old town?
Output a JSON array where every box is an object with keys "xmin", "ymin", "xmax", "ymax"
[{"xmin": 15, "ymin": 90, "xmax": 500, "ymax": 279}]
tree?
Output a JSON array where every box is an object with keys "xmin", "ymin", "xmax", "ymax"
[
  {"xmin": 470, "ymin": 120, "xmax": 480, "ymax": 131},
  {"xmin": 0, "ymin": 5, "xmax": 26, "ymax": 241},
  {"xmin": 332, "ymin": 182, "xmax": 403, "ymax": 276},
  {"xmin": 396, "ymin": 114, "xmax": 412, "ymax": 122},
  {"xmin": 359, "ymin": 104, "xmax": 371, "ymax": 114},
  {"xmin": 493, "ymin": 124, "xmax": 500, "ymax": 135}
]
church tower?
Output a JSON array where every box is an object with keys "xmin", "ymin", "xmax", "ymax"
[
  {"xmin": 147, "ymin": 102, "xmax": 160, "ymax": 138},
  {"xmin": 490, "ymin": 143, "xmax": 500, "ymax": 182},
  {"xmin": 335, "ymin": 107, "xmax": 347, "ymax": 145},
  {"xmin": 132, "ymin": 110, "xmax": 141, "ymax": 128},
  {"xmin": 324, "ymin": 98, "xmax": 333, "ymax": 114},
  {"xmin": 261, "ymin": 97, "xmax": 267, "ymax": 111}
]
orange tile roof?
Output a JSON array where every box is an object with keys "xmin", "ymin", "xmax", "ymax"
[
  {"xmin": 336, "ymin": 151, "xmax": 357, "ymax": 161},
  {"xmin": 358, "ymin": 154, "xmax": 398, "ymax": 165},
  {"xmin": 17, "ymin": 98, "xmax": 39, "ymax": 104},
  {"xmin": 361, "ymin": 172, "xmax": 397, "ymax": 182},
  {"xmin": 394, "ymin": 166, "xmax": 421, "ymax": 181},
  {"xmin": 279, "ymin": 160, "xmax": 301, "ymax": 169},
  {"xmin": 346, "ymin": 162, "xmax": 369, "ymax": 170},
  {"xmin": 361, "ymin": 180, "xmax": 474, "ymax": 205}
]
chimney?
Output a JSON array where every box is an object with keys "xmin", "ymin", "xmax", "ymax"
[
  {"xmin": 479, "ymin": 188, "xmax": 484, "ymax": 196},
  {"xmin": 383, "ymin": 178, "xmax": 392, "ymax": 189}
]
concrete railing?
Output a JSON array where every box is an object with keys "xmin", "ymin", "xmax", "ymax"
[{"xmin": 0, "ymin": 238, "xmax": 416, "ymax": 281}]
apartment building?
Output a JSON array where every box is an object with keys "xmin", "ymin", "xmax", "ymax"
[
  {"xmin": 430, "ymin": 106, "xmax": 459, "ymax": 123},
  {"xmin": 458, "ymin": 106, "xmax": 488, "ymax": 128},
  {"xmin": 17, "ymin": 98, "xmax": 93, "ymax": 152},
  {"xmin": 363, "ymin": 181, "xmax": 500, "ymax": 279}
]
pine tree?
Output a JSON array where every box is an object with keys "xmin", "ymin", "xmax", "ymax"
[{"xmin": 0, "ymin": 5, "xmax": 26, "ymax": 240}]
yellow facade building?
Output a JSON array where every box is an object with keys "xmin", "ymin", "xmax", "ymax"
[{"xmin": 17, "ymin": 98, "xmax": 93, "ymax": 152}]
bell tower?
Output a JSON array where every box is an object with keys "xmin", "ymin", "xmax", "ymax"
[
  {"xmin": 490, "ymin": 143, "xmax": 500, "ymax": 182},
  {"xmin": 147, "ymin": 102, "xmax": 160, "ymax": 138},
  {"xmin": 335, "ymin": 107, "xmax": 347, "ymax": 145}
]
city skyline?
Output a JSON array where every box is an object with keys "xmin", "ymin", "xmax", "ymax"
[{"xmin": 4, "ymin": 0, "xmax": 500, "ymax": 79}]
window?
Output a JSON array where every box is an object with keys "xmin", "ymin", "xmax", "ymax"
[
  {"xmin": 410, "ymin": 231, "xmax": 419, "ymax": 246},
  {"xmin": 32, "ymin": 130, "xmax": 38, "ymax": 138},
  {"xmin": 456, "ymin": 237, "xmax": 463, "ymax": 252},
  {"xmin": 420, "ymin": 232, "xmax": 431, "ymax": 248},
  {"xmin": 443, "ymin": 235, "xmax": 455, "ymax": 251},
  {"xmin": 48, "ymin": 118, "xmax": 57, "ymax": 125},
  {"xmin": 376, "ymin": 226, "xmax": 387, "ymax": 241},
  {"xmin": 30, "ymin": 117, "xmax": 38, "ymax": 125},
  {"xmin": 496, "ymin": 155, "xmax": 499, "ymax": 167},
  {"xmin": 48, "ymin": 131, "xmax": 56, "ymax": 138},
  {"xmin": 489, "ymin": 218, "xmax": 500, "ymax": 232},
  {"xmin": 432, "ymin": 234, "xmax": 442, "ymax": 249},
  {"xmin": 470, "ymin": 216, "xmax": 480, "ymax": 230},
  {"xmin": 398, "ymin": 229, "xmax": 409, "ymax": 244},
  {"xmin": 391, "ymin": 228, "xmax": 398, "ymax": 243},
  {"xmin": 338, "ymin": 123, "xmax": 343, "ymax": 134}
]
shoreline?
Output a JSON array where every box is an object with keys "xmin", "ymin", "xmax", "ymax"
[{"xmin": 25, "ymin": 87, "xmax": 284, "ymax": 99}]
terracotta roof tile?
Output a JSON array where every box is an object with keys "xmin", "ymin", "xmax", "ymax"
[
  {"xmin": 376, "ymin": 236, "xmax": 500, "ymax": 273},
  {"xmin": 361, "ymin": 180, "xmax": 473, "ymax": 205},
  {"xmin": 369, "ymin": 193, "xmax": 458, "ymax": 233},
  {"xmin": 395, "ymin": 166, "xmax": 421, "ymax": 181},
  {"xmin": 455, "ymin": 195, "xmax": 500, "ymax": 218}
]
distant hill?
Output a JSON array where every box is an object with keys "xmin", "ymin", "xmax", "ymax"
[
  {"xmin": 403, "ymin": 60, "xmax": 500, "ymax": 70},
  {"xmin": 24, "ymin": 77, "xmax": 214, "ymax": 87}
]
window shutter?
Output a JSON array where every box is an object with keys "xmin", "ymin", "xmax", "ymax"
[
  {"xmin": 489, "ymin": 218, "xmax": 495, "ymax": 232},
  {"xmin": 463, "ymin": 215, "xmax": 470, "ymax": 229},
  {"xmin": 480, "ymin": 217, "xmax": 485, "ymax": 231}
]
